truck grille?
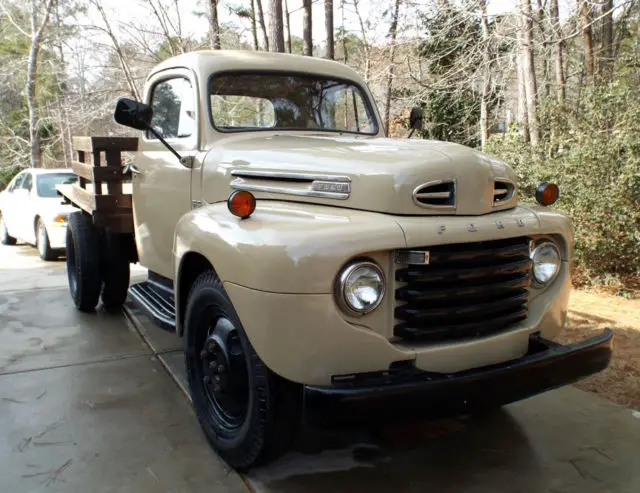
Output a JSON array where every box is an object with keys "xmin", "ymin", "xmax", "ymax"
[{"xmin": 394, "ymin": 236, "xmax": 532, "ymax": 343}]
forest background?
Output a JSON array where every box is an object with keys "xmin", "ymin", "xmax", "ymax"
[{"xmin": 1, "ymin": 0, "xmax": 638, "ymax": 292}]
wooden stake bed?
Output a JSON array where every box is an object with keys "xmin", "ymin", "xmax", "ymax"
[{"xmin": 57, "ymin": 136, "xmax": 138, "ymax": 233}]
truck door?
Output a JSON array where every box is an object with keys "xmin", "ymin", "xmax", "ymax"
[{"xmin": 132, "ymin": 69, "xmax": 199, "ymax": 279}]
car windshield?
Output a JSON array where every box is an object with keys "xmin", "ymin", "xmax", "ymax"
[
  {"xmin": 36, "ymin": 173, "xmax": 77, "ymax": 198},
  {"xmin": 209, "ymin": 72, "xmax": 378, "ymax": 135}
]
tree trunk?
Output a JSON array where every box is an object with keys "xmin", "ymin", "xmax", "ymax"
[
  {"xmin": 353, "ymin": 0, "xmax": 370, "ymax": 81},
  {"xmin": 250, "ymin": 0, "xmax": 259, "ymax": 50},
  {"xmin": 577, "ymin": 0, "xmax": 595, "ymax": 80},
  {"xmin": 303, "ymin": 0, "xmax": 312, "ymax": 56},
  {"xmin": 284, "ymin": 0, "xmax": 292, "ymax": 53},
  {"xmin": 516, "ymin": 53, "xmax": 530, "ymax": 143},
  {"xmin": 383, "ymin": 0, "xmax": 401, "ymax": 136},
  {"xmin": 479, "ymin": 0, "xmax": 490, "ymax": 151},
  {"xmin": 601, "ymin": 0, "xmax": 613, "ymax": 83},
  {"xmin": 550, "ymin": 0, "xmax": 565, "ymax": 104},
  {"xmin": 637, "ymin": 11, "xmax": 640, "ymax": 54},
  {"xmin": 147, "ymin": 0, "xmax": 183, "ymax": 55},
  {"xmin": 520, "ymin": 0, "xmax": 539, "ymax": 147},
  {"xmin": 54, "ymin": 1, "xmax": 72, "ymax": 167},
  {"xmin": 325, "ymin": 0, "xmax": 334, "ymax": 59},
  {"xmin": 93, "ymin": 0, "xmax": 141, "ymax": 100},
  {"xmin": 209, "ymin": 0, "xmax": 221, "ymax": 49},
  {"xmin": 269, "ymin": 0, "xmax": 285, "ymax": 52},
  {"xmin": 341, "ymin": 0, "xmax": 348, "ymax": 63},
  {"xmin": 26, "ymin": 0, "xmax": 56, "ymax": 169},
  {"xmin": 535, "ymin": 0, "xmax": 550, "ymax": 98},
  {"xmin": 255, "ymin": 0, "xmax": 269, "ymax": 50}
]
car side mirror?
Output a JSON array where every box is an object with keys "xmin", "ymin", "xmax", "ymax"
[
  {"xmin": 114, "ymin": 97, "xmax": 153, "ymax": 131},
  {"xmin": 408, "ymin": 106, "xmax": 424, "ymax": 138}
]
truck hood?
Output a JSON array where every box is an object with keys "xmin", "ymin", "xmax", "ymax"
[{"xmin": 202, "ymin": 134, "xmax": 518, "ymax": 215}]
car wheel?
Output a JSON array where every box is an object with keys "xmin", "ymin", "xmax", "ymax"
[
  {"xmin": 100, "ymin": 232, "xmax": 131, "ymax": 311},
  {"xmin": 0, "ymin": 214, "xmax": 17, "ymax": 246},
  {"xmin": 184, "ymin": 271, "xmax": 302, "ymax": 470},
  {"xmin": 36, "ymin": 219, "xmax": 57, "ymax": 261},
  {"xmin": 66, "ymin": 211, "xmax": 102, "ymax": 312}
]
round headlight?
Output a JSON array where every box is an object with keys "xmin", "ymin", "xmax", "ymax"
[
  {"xmin": 337, "ymin": 261, "xmax": 385, "ymax": 315},
  {"xmin": 530, "ymin": 241, "xmax": 561, "ymax": 284}
]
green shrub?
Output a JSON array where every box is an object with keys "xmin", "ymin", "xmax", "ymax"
[
  {"xmin": 486, "ymin": 82, "xmax": 640, "ymax": 285},
  {"xmin": 0, "ymin": 164, "xmax": 23, "ymax": 190}
]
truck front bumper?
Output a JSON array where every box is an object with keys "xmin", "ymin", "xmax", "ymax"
[{"xmin": 303, "ymin": 329, "xmax": 613, "ymax": 426}]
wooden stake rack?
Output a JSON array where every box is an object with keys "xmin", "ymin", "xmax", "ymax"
[{"xmin": 57, "ymin": 136, "xmax": 139, "ymax": 233}]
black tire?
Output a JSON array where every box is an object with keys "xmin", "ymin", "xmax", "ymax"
[
  {"xmin": 99, "ymin": 232, "xmax": 131, "ymax": 311},
  {"xmin": 0, "ymin": 214, "xmax": 16, "ymax": 246},
  {"xmin": 66, "ymin": 211, "xmax": 102, "ymax": 312},
  {"xmin": 184, "ymin": 271, "xmax": 302, "ymax": 471},
  {"xmin": 36, "ymin": 218, "xmax": 57, "ymax": 261}
]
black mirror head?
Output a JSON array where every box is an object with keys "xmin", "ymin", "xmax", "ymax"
[
  {"xmin": 114, "ymin": 97, "xmax": 153, "ymax": 131},
  {"xmin": 409, "ymin": 106, "xmax": 424, "ymax": 130}
]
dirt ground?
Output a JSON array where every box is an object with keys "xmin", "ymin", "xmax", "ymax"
[{"xmin": 557, "ymin": 289, "xmax": 640, "ymax": 411}]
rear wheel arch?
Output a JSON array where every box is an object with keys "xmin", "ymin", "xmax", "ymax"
[
  {"xmin": 0, "ymin": 209, "xmax": 17, "ymax": 245},
  {"xmin": 176, "ymin": 251, "xmax": 217, "ymax": 336}
]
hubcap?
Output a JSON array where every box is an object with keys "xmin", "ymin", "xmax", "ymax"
[
  {"xmin": 66, "ymin": 232, "xmax": 77, "ymax": 295},
  {"xmin": 38, "ymin": 223, "xmax": 46, "ymax": 254},
  {"xmin": 199, "ymin": 317, "xmax": 249, "ymax": 428}
]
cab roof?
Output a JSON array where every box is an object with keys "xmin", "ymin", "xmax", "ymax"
[{"xmin": 147, "ymin": 50, "xmax": 367, "ymax": 86}]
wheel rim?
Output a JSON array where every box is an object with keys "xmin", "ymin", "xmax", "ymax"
[
  {"xmin": 37, "ymin": 222, "xmax": 46, "ymax": 255},
  {"xmin": 66, "ymin": 230, "xmax": 78, "ymax": 296},
  {"xmin": 196, "ymin": 315, "xmax": 250, "ymax": 430}
]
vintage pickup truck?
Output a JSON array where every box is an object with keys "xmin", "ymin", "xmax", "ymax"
[{"xmin": 57, "ymin": 50, "xmax": 613, "ymax": 470}]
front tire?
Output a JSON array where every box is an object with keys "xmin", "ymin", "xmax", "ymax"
[
  {"xmin": 66, "ymin": 211, "xmax": 102, "ymax": 312},
  {"xmin": 0, "ymin": 214, "xmax": 16, "ymax": 246},
  {"xmin": 184, "ymin": 271, "xmax": 302, "ymax": 470},
  {"xmin": 36, "ymin": 219, "xmax": 57, "ymax": 261}
]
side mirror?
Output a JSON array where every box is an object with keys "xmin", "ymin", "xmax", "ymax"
[
  {"xmin": 408, "ymin": 106, "xmax": 423, "ymax": 138},
  {"xmin": 114, "ymin": 97, "xmax": 153, "ymax": 131}
]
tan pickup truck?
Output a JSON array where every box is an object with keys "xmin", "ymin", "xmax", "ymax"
[{"xmin": 58, "ymin": 50, "xmax": 613, "ymax": 470}]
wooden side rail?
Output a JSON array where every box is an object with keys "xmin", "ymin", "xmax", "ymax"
[{"xmin": 57, "ymin": 136, "xmax": 138, "ymax": 233}]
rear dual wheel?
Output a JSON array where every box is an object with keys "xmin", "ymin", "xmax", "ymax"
[
  {"xmin": 66, "ymin": 211, "xmax": 130, "ymax": 312},
  {"xmin": 99, "ymin": 231, "xmax": 131, "ymax": 311},
  {"xmin": 184, "ymin": 272, "xmax": 302, "ymax": 470}
]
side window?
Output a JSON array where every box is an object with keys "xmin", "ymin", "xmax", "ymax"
[
  {"xmin": 9, "ymin": 173, "xmax": 25, "ymax": 192},
  {"xmin": 21, "ymin": 173, "xmax": 33, "ymax": 191},
  {"xmin": 148, "ymin": 77, "xmax": 195, "ymax": 140}
]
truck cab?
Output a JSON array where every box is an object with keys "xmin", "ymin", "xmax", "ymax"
[{"xmin": 60, "ymin": 50, "xmax": 613, "ymax": 471}]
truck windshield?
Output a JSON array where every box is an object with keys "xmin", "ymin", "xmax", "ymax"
[
  {"xmin": 36, "ymin": 173, "xmax": 77, "ymax": 198},
  {"xmin": 209, "ymin": 72, "xmax": 378, "ymax": 135}
]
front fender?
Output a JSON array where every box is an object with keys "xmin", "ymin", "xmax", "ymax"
[{"xmin": 173, "ymin": 201, "xmax": 406, "ymax": 294}]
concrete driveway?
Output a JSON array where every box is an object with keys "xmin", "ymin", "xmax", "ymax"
[
  {"xmin": 2, "ymin": 242, "xmax": 640, "ymax": 493},
  {"xmin": 0, "ymin": 244, "xmax": 249, "ymax": 493}
]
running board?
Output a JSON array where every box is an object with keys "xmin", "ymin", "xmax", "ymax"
[{"xmin": 128, "ymin": 274, "xmax": 176, "ymax": 332}]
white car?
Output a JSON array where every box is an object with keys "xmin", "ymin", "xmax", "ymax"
[{"xmin": 0, "ymin": 168, "xmax": 78, "ymax": 260}]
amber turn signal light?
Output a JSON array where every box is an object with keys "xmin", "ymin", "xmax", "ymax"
[
  {"xmin": 535, "ymin": 182, "xmax": 559, "ymax": 206},
  {"xmin": 227, "ymin": 190, "xmax": 256, "ymax": 219}
]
